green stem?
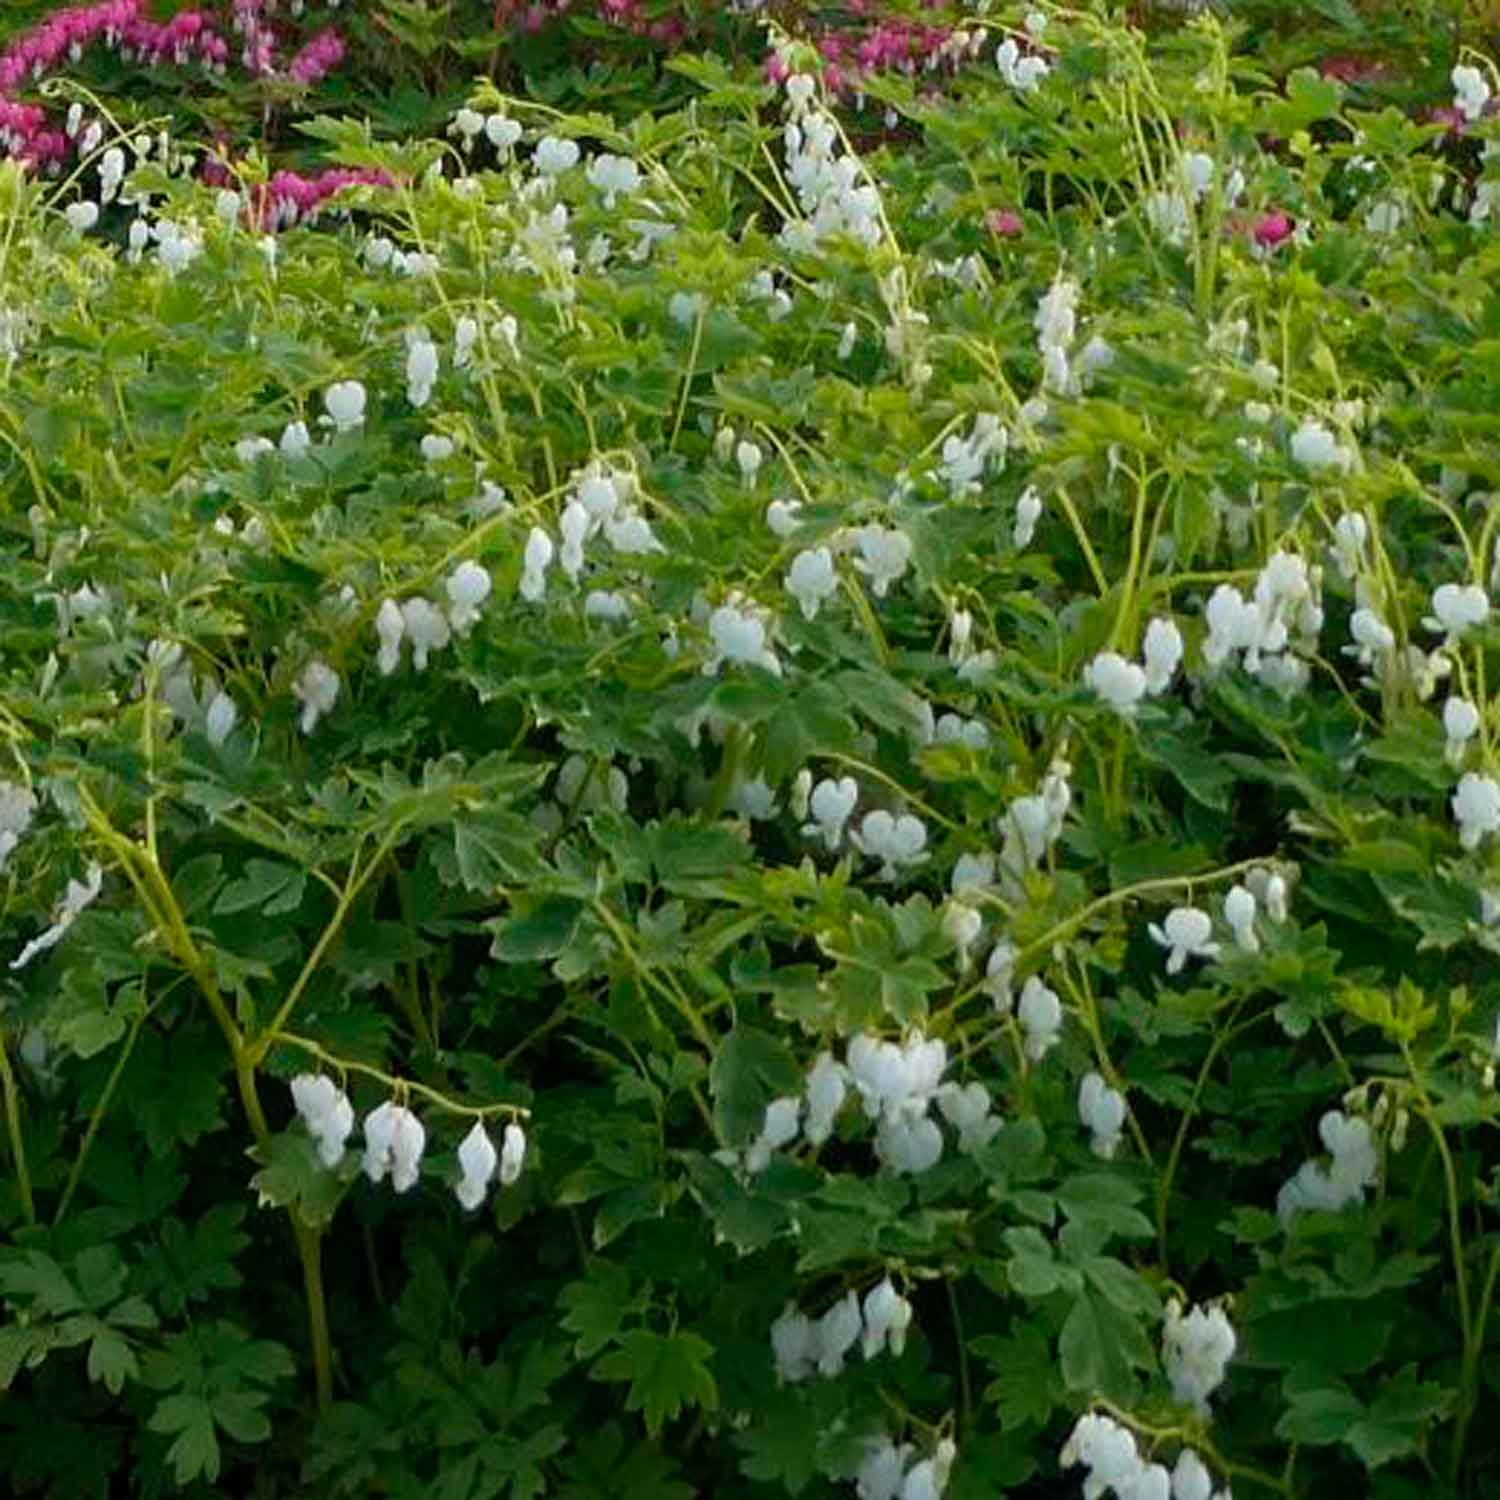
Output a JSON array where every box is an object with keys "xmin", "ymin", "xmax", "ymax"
[
  {"xmin": 293, "ymin": 1221, "xmax": 334, "ymax": 1413},
  {"xmin": 266, "ymin": 1032, "xmax": 528, "ymax": 1121},
  {"xmin": 668, "ymin": 306, "xmax": 704, "ymax": 454},
  {"xmin": 253, "ymin": 828, "xmax": 406, "ymax": 1058},
  {"xmin": 54, "ymin": 1008, "xmax": 147, "ymax": 1227},
  {"xmin": 1452, "ymin": 1239, "xmax": 1500, "ymax": 1480},
  {"xmin": 946, "ymin": 1276, "xmax": 973, "ymax": 1436},
  {"xmin": 0, "ymin": 1028, "xmax": 36, "ymax": 1226},
  {"xmin": 1155, "ymin": 1005, "xmax": 1251, "ymax": 1268},
  {"xmin": 1053, "ymin": 485, "xmax": 1110, "ymax": 596}
]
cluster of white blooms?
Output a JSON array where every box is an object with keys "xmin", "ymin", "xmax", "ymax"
[
  {"xmin": 290, "ymin": 1074, "xmax": 354, "ymax": 1167},
  {"xmin": 454, "ymin": 1118, "xmax": 526, "ymax": 1209},
  {"xmin": 585, "ymin": 152, "xmax": 641, "ymax": 209},
  {"xmin": 1221, "ymin": 882, "xmax": 1259, "ymax": 952},
  {"xmin": 520, "ymin": 466, "xmax": 663, "ymax": 608},
  {"xmin": 996, "ymin": 33, "xmax": 1049, "ymax": 91},
  {"xmin": 802, "ymin": 775, "xmax": 859, "ymax": 851},
  {"xmin": 1084, "ymin": 617, "xmax": 1184, "ymax": 715},
  {"xmin": 739, "ymin": 269, "xmax": 790, "ymax": 322},
  {"xmin": 850, "ymin": 809, "xmax": 929, "ymax": 881},
  {"xmin": 1344, "ymin": 600, "xmax": 1395, "ymax": 673},
  {"xmin": 151, "ymin": 641, "xmax": 239, "ymax": 749},
  {"xmin": 363, "ymin": 235, "xmax": 438, "ymax": 277},
  {"xmin": 11, "ymin": 863, "xmax": 104, "ymax": 971},
  {"xmin": 741, "ymin": 1033, "xmax": 1000, "ymax": 1178},
  {"xmin": 854, "ymin": 1435, "xmax": 956, "ymax": 1500},
  {"xmin": 933, "ymin": 712, "xmax": 990, "ymax": 750},
  {"xmin": 533, "ymin": 134, "xmax": 580, "ymax": 177},
  {"xmin": 374, "ymin": 563, "xmax": 491, "ymax": 675},
  {"xmin": 1014, "ymin": 486, "xmax": 1044, "ymax": 549},
  {"xmin": 1445, "ymin": 697, "xmax": 1481, "ymax": 767},
  {"xmin": 1062, "ymin": 1415, "xmax": 1229, "ymax": 1500},
  {"xmin": 705, "ymin": 597, "xmax": 781, "ymax": 677},
  {"xmin": 293, "ymin": 658, "xmax": 340, "ymax": 734},
  {"xmin": 849, "ymin": 523, "xmax": 914, "ymax": 599},
  {"xmin": 1277, "ymin": 1107, "xmax": 1379, "ymax": 1224},
  {"xmin": 1329, "ymin": 510, "xmax": 1367, "ymax": 581},
  {"xmin": 1148, "ymin": 906, "xmax": 1219, "ymax": 975},
  {"xmin": 778, "ymin": 74, "xmax": 884, "ymax": 252},
  {"xmin": 448, "ymin": 107, "xmax": 524, "ymax": 156},
  {"xmin": 0, "ymin": 782, "xmax": 37, "ymax": 872},
  {"xmin": 1426, "ymin": 581, "xmax": 1490, "ymax": 647},
  {"xmin": 1201, "ymin": 550, "xmax": 1322, "ymax": 694},
  {"xmin": 1078, "ymin": 1072, "xmax": 1127, "ymax": 1158},
  {"xmin": 997, "ymin": 759, "xmax": 1072, "ymax": 898},
  {"xmin": 1290, "ymin": 417, "xmax": 1355, "ymax": 475},
  {"xmin": 1035, "ymin": 274, "xmax": 1080, "ymax": 394},
  {"xmin": 850, "ymin": 1032, "xmax": 950, "ymax": 1173},
  {"xmin": 289, "ymin": 1075, "xmax": 524, "ymax": 1209},
  {"xmin": 785, "ymin": 546, "xmax": 838, "ymax": 620},
  {"xmin": 771, "ymin": 1276, "xmax": 914, "ymax": 1382},
  {"xmin": 1453, "ymin": 63, "xmax": 1492, "ymax": 122},
  {"xmin": 65, "ymin": 200, "xmax": 100, "ymax": 234},
  {"xmin": 405, "ymin": 329, "xmax": 439, "ymax": 408},
  {"xmin": 1453, "ymin": 772, "xmax": 1500, "ymax": 850},
  {"xmin": 934, "ymin": 413, "xmax": 1007, "ymax": 498},
  {"xmin": 142, "ymin": 217, "xmax": 204, "ymax": 275},
  {"xmin": 1162, "ymin": 1299, "xmax": 1237, "ymax": 1414},
  {"xmin": 323, "ymin": 380, "xmax": 367, "ymax": 433}
]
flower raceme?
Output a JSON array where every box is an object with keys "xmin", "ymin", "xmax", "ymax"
[
  {"xmin": 292, "ymin": 1078, "xmax": 524, "ymax": 1210},
  {"xmin": 1148, "ymin": 906, "xmax": 1219, "ymax": 974},
  {"xmin": 1453, "ymin": 772, "xmax": 1500, "ymax": 851},
  {"xmin": 1061, "ymin": 1413, "xmax": 1231, "ymax": 1500},
  {"xmin": 1078, "ymin": 1071, "xmax": 1127, "ymax": 1159},
  {"xmin": 1277, "ymin": 1107, "xmax": 1380, "ymax": 1224},
  {"xmin": 362, "ymin": 1100, "xmax": 426, "ymax": 1193},
  {"xmin": 770, "ymin": 1275, "xmax": 914, "ymax": 1383},
  {"xmin": 290, "ymin": 1074, "xmax": 354, "ymax": 1167},
  {"xmin": 1161, "ymin": 1299, "xmax": 1237, "ymax": 1414}
]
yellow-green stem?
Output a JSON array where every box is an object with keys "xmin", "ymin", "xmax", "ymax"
[
  {"xmin": 54, "ymin": 1009, "xmax": 147, "ymax": 1226},
  {"xmin": 0, "ymin": 1029, "xmax": 36, "ymax": 1226}
]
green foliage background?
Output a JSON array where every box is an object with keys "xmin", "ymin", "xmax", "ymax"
[{"xmin": 2, "ymin": 2, "xmax": 1500, "ymax": 1498}]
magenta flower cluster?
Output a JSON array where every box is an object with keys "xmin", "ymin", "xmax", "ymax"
[
  {"xmin": 0, "ymin": 1, "xmax": 346, "ymax": 173},
  {"xmin": 1, "ymin": 0, "xmax": 378, "ymax": 229},
  {"xmin": 0, "ymin": 1, "xmax": 227, "ymax": 168}
]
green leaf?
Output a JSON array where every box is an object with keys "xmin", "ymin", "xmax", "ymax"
[
  {"xmin": 446, "ymin": 809, "xmax": 549, "ymax": 891},
  {"xmin": 710, "ymin": 1025, "xmax": 801, "ymax": 1148},
  {"xmin": 1055, "ymin": 1173, "xmax": 1154, "ymax": 1241},
  {"xmin": 148, "ymin": 1393, "xmax": 222, "ymax": 1486},
  {"xmin": 487, "ymin": 895, "xmax": 585, "ymax": 962},
  {"xmin": 590, "ymin": 1330, "xmax": 719, "ymax": 1437},
  {"xmin": 559, "ymin": 1262, "xmax": 638, "ymax": 1358},
  {"xmin": 1003, "ymin": 1227, "xmax": 1073, "ymax": 1298},
  {"xmin": 0, "ymin": 1325, "xmax": 51, "ymax": 1390},
  {"xmin": 1276, "ymin": 1380, "xmax": 1365, "ymax": 1446},
  {"xmin": 0, "ymin": 1251, "xmax": 80, "ymax": 1315},
  {"xmin": 1059, "ymin": 1287, "xmax": 1153, "ymax": 1399},
  {"xmin": 214, "ymin": 858, "xmax": 306, "ymax": 917},
  {"xmin": 86, "ymin": 1325, "xmax": 138, "ymax": 1394},
  {"xmin": 973, "ymin": 1324, "xmax": 1063, "ymax": 1428},
  {"xmin": 734, "ymin": 1382, "xmax": 852, "ymax": 1493},
  {"xmin": 248, "ymin": 1131, "xmax": 350, "ymax": 1229},
  {"xmin": 1344, "ymin": 1366, "xmax": 1449, "ymax": 1469},
  {"xmin": 1082, "ymin": 1257, "xmax": 1161, "ymax": 1319},
  {"xmin": 558, "ymin": 1423, "xmax": 695, "ymax": 1500}
]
